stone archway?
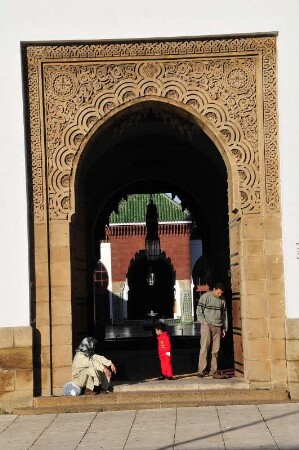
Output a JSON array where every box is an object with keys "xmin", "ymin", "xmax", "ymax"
[{"xmin": 23, "ymin": 35, "xmax": 286, "ymax": 396}]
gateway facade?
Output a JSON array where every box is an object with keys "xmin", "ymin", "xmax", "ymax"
[{"xmin": 0, "ymin": 1, "xmax": 298, "ymax": 408}]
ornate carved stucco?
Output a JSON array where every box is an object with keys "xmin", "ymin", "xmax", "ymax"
[{"xmin": 25, "ymin": 36, "xmax": 279, "ymax": 221}]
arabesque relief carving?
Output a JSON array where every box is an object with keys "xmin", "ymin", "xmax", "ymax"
[{"xmin": 25, "ymin": 37, "xmax": 279, "ymax": 221}]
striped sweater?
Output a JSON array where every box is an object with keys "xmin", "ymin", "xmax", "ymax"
[{"xmin": 196, "ymin": 291, "xmax": 228, "ymax": 331}]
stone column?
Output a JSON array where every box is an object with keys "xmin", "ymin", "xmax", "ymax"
[
  {"xmin": 34, "ymin": 221, "xmax": 51, "ymax": 396},
  {"xmin": 180, "ymin": 280, "xmax": 193, "ymax": 323},
  {"xmin": 48, "ymin": 221, "xmax": 73, "ymax": 396},
  {"xmin": 111, "ymin": 281, "xmax": 125, "ymax": 324},
  {"xmin": 286, "ymin": 319, "xmax": 299, "ymax": 398},
  {"xmin": 240, "ymin": 215, "xmax": 287, "ymax": 388}
]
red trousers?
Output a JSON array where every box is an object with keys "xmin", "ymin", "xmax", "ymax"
[{"xmin": 159, "ymin": 355, "xmax": 173, "ymax": 378}]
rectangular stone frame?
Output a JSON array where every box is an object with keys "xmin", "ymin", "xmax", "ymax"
[{"xmin": 15, "ymin": 34, "xmax": 294, "ymax": 400}]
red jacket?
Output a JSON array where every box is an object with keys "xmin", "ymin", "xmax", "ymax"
[{"xmin": 157, "ymin": 331, "xmax": 171, "ymax": 357}]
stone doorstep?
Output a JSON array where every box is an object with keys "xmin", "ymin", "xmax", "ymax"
[
  {"xmin": 113, "ymin": 376, "xmax": 248, "ymax": 392},
  {"xmin": 31, "ymin": 381, "xmax": 289, "ymax": 410},
  {"xmin": 12, "ymin": 388, "xmax": 290, "ymax": 416},
  {"xmin": 10, "ymin": 377, "xmax": 291, "ymax": 415},
  {"xmin": 12, "ymin": 398, "xmax": 292, "ymax": 416},
  {"xmin": 34, "ymin": 388, "xmax": 289, "ymax": 406}
]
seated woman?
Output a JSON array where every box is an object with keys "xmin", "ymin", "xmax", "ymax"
[{"xmin": 72, "ymin": 337, "xmax": 117, "ymax": 395}]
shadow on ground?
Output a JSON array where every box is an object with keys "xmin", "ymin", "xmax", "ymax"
[{"xmin": 103, "ymin": 336, "xmax": 233, "ymax": 381}]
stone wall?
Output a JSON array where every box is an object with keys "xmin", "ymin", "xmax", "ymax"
[
  {"xmin": 286, "ymin": 319, "xmax": 299, "ymax": 398},
  {"xmin": 0, "ymin": 327, "xmax": 33, "ymax": 410}
]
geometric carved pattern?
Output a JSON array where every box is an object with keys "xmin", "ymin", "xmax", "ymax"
[
  {"xmin": 180, "ymin": 289, "xmax": 193, "ymax": 323},
  {"xmin": 25, "ymin": 36, "xmax": 279, "ymax": 221}
]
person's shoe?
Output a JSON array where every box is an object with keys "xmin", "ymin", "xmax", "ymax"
[
  {"xmin": 166, "ymin": 377, "xmax": 173, "ymax": 380},
  {"xmin": 197, "ymin": 372, "xmax": 205, "ymax": 378},
  {"xmin": 157, "ymin": 376, "xmax": 165, "ymax": 380},
  {"xmin": 213, "ymin": 372, "xmax": 228, "ymax": 379},
  {"xmin": 84, "ymin": 388, "xmax": 99, "ymax": 395}
]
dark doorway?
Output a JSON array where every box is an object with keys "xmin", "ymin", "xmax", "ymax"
[
  {"xmin": 72, "ymin": 101, "xmax": 233, "ymax": 377},
  {"xmin": 127, "ymin": 251, "xmax": 175, "ymax": 319}
]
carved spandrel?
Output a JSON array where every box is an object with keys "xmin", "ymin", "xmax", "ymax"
[
  {"xmin": 25, "ymin": 36, "xmax": 279, "ymax": 221},
  {"xmin": 43, "ymin": 58, "xmax": 259, "ymax": 218}
]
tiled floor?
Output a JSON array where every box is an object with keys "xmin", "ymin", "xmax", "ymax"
[{"xmin": 0, "ymin": 403, "xmax": 298, "ymax": 449}]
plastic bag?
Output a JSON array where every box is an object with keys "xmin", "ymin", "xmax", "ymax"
[{"xmin": 63, "ymin": 382, "xmax": 82, "ymax": 396}]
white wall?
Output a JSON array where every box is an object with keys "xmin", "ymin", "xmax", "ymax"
[
  {"xmin": 1, "ymin": 0, "xmax": 298, "ymax": 325},
  {"xmin": 100, "ymin": 243, "xmax": 113, "ymax": 320}
]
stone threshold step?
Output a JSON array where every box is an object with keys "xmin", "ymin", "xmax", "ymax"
[
  {"xmin": 31, "ymin": 388, "xmax": 289, "ymax": 409},
  {"xmin": 13, "ymin": 395, "xmax": 291, "ymax": 416},
  {"xmin": 113, "ymin": 377, "xmax": 248, "ymax": 392}
]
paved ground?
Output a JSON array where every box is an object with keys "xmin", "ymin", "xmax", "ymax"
[{"xmin": 0, "ymin": 403, "xmax": 298, "ymax": 449}]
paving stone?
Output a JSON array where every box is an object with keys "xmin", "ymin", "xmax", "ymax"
[{"xmin": 0, "ymin": 404, "xmax": 298, "ymax": 449}]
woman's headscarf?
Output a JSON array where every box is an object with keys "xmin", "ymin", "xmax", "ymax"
[{"xmin": 76, "ymin": 337, "xmax": 97, "ymax": 357}]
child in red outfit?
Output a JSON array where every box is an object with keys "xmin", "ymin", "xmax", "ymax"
[{"xmin": 155, "ymin": 322, "xmax": 173, "ymax": 380}]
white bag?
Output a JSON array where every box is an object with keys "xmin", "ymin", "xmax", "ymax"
[{"xmin": 63, "ymin": 381, "xmax": 82, "ymax": 396}]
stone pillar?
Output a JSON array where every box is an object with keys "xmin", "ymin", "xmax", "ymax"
[
  {"xmin": 180, "ymin": 280, "xmax": 193, "ymax": 323},
  {"xmin": 286, "ymin": 319, "xmax": 299, "ymax": 398},
  {"xmin": 34, "ymin": 222, "xmax": 51, "ymax": 396},
  {"xmin": 264, "ymin": 217, "xmax": 287, "ymax": 387},
  {"xmin": 111, "ymin": 281, "xmax": 125, "ymax": 324},
  {"xmin": 48, "ymin": 221, "xmax": 73, "ymax": 396},
  {"xmin": 240, "ymin": 215, "xmax": 287, "ymax": 388}
]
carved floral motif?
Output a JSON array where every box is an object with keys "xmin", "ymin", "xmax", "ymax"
[{"xmin": 25, "ymin": 37, "xmax": 279, "ymax": 221}]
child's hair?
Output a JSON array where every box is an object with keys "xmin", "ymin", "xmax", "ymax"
[{"xmin": 155, "ymin": 322, "xmax": 166, "ymax": 332}]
